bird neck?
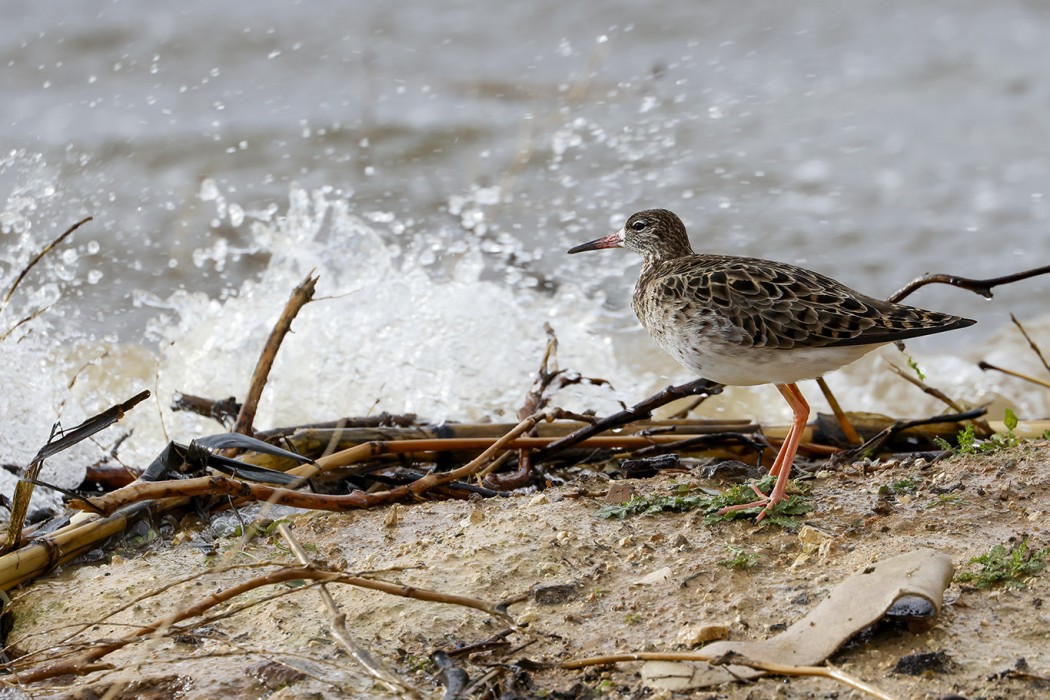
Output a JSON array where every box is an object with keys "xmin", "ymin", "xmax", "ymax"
[{"xmin": 640, "ymin": 243, "xmax": 693, "ymax": 265}]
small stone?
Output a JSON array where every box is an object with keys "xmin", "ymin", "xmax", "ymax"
[
  {"xmin": 528, "ymin": 493, "xmax": 549, "ymax": 507},
  {"xmin": 384, "ymin": 504, "xmax": 402, "ymax": 528},
  {"xmin": 635, "ymin": 566, "xmax": 673, "ymax": 586},
  {"xmin": 517, "ymin": 609, "xmax": 540, "ymax": 624},
  {"xmin": 604, "ymin": 482, "xmax": 635, "ymax": 504},
  {"xmin": 676, "ymin": 623, "xmax": 729, "ymax": 647}
]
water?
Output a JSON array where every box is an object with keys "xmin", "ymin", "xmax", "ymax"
[{"xmin": 2, "ymin": 0, "xmax": 1049, "ymax": 511}]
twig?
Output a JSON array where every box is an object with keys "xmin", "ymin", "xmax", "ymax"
[
  {"xmin": 9, "ymin": 564, "xmax": 511, "ymax": 684},
  {"xmin": 7, "ymin": 559, "xmax": 287, "ymax": 668},
  {"xmin": 888, "ymin": 263, "xmax": 1050, "ymax": 303},
  {"xmin": 0, "ymin": 305, "xmax": 52, "ymax": 342},
  {"xmin": 234, "ymin": 272, "xmax": 318, "ymax": 436},
  {"xmin": 1010, "ymin": 313, "xmax": 1050, "ymax": 376},
  {"xmin": 885, "ymin": 362, "xmax": 992, "ymax": 438},
  {"xmin": 171, "ymin": 392, "xmax": 241, "ymax": 429},
  {"xmin": 1, "ymin": 216, "xmax": 93, "ymax": 312},
  {"xmin": 829, "ymin": 407, "xmax": 987, "ymax": 465},
  {"xmin": 277, "ymin": 523, "xmax": 422, "ymax": 699},
  {"xmin": 532, "ymin": 378, "xmax": 723, "ymax": 462},
  {"xmin": 885, "ymin": 364, "xmax": 967, "ymax": 414},
  {"xmin": 666, "ymin": 393, "xmax": 714, "ymax": 419},
  {"xmin": 561, "ymin": 651, "xmax": 896, "ymax": 700},
  {"xmin": 490, "ymin": 325, "xmax": 597, "ymax": 490},
  {"xmin": 978, "ymin": 360, "xmax": 1050, "ymax": 390},
  {"xmin": 815, "ymin": 378, "xmax": 861, "ymax": 446}
]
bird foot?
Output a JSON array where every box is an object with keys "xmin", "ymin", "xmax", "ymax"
[{"xmin": 716, "ymin": 482, "xmax": 783, "ymax": 523}]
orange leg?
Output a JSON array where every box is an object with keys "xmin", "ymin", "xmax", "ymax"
[{"xmin": 717, "ymin": 383, "xmax": 810, "ymax": 523}]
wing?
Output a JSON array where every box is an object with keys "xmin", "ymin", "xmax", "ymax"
[{"xmin": 640, "ymin": 255, "xmax": 974, "ymax": 350}]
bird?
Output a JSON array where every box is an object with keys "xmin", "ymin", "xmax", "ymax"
[{"xmin": 568, "ymin": 209, "xmax": 975, "ymax": 522}]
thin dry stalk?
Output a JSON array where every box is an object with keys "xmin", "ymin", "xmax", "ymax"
[
  {"xmin": 10, "ymin": 564, "xmax": 511, "ymax": 684},
  {"xmin": 1, "ymin": 216, "xmax": 93, "ymax": 312},
  {"xmin": 814, "ymin": 377, "xmax": 861, "ymax": 446},
  {"xmin": 1010, "ymin": 313, "xmax": 1050, "ymax": 376},
  {"xmin": 885, "ymin": 363, "xmax": 992, "ymax": 437},
  {"xmin": 233, "ymin": 271, "xmax": 318, "ymax": 436},
  {"xmin": 561, "ymin": 652, "xmax": 896, "ymax": 700},
  {"xmin": 531, "ymin": 378, "xmax": 723, "ymax": 462},
  {"xmin": 978, "ymin": 360, "xmax": 1050, "ymax": 390},
  {"xmin": 4, "ymin": 560, "xmax": 288, "ymax": 667},
  {"xmin": 277, "ymin": 524, "xmax": 422, "ymax": 699}
]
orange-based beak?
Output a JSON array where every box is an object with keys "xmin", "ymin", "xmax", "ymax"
[{"xmin": 567, "ymin": 230, "xmax": 624, "ymax": 254}]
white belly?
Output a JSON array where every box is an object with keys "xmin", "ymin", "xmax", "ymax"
[{"xmin": 657, "ymin": 337, "xmax": 883, "ymax": 386}]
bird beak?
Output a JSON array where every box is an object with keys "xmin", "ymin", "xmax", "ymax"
[{"xmin": 567, "ymin": 228, "xmax": 624, "ymax": 254}]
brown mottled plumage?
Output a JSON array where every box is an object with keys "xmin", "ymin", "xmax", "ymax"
[{"xmin": 569, "ymin": 208, "xmax": 974, "ymax": 521}]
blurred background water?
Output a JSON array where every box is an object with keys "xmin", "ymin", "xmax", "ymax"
[{"xmin": 2, "ymin": 0, "xmax": 1049, "ymax": 504}]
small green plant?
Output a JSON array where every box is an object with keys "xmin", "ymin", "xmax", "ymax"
[
  {"xmin": 956, "ymin": 538, "xmax": 1050, "ymax": 589},
  {"xmin": 934, "ymin": 410, "xmax": 1022, "ymax": 455},
  {"xmin": 718, "ymin": 545, "xmax": 760, "ymax": 570},
  {"xmin": 624, "ymin": 612, "xmax": 643, "ymax": 625},
  {"xmin": 878, "ymin": 477, "xmax": 920, "ymax": 497},
  {"xmin": 596, "ymin": 476, "xmax": 811, "ymax": 528},
  {"xmin": 702, "ymin": 475, "xmax": 813, "ymax": 527},
  {"xmin": 927, "ymin": 493, "xmax": 968, "ymax": 509},
  {"xmin": 596, "ymin": 482, "xmax": 713, "ymax": 519}
]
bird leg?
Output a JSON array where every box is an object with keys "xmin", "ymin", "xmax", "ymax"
[{"xmin": 717, "ymin": 383, "xmax": 810, "ymax": 522}]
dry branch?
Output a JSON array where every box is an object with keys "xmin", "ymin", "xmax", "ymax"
[
  {"xmin": 531, "ymin": 378, "xmax": 723, "ymax": 462},
  {"xmin": 233, "ymin": 271, "xmax": 318, "ymax": 436},
  {"xmin": 888, "ymin": 262, "xmax": 1050, "ymax": 303}
]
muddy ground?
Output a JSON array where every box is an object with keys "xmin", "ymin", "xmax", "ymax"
[{"xmin": 3, "ymin": 441, "xmax": 1050, "ymax": 699}]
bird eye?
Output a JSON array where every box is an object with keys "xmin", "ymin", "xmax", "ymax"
[{"xmin": 630, "ymin": 220, "xmax": 647, "ymax": 231}]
